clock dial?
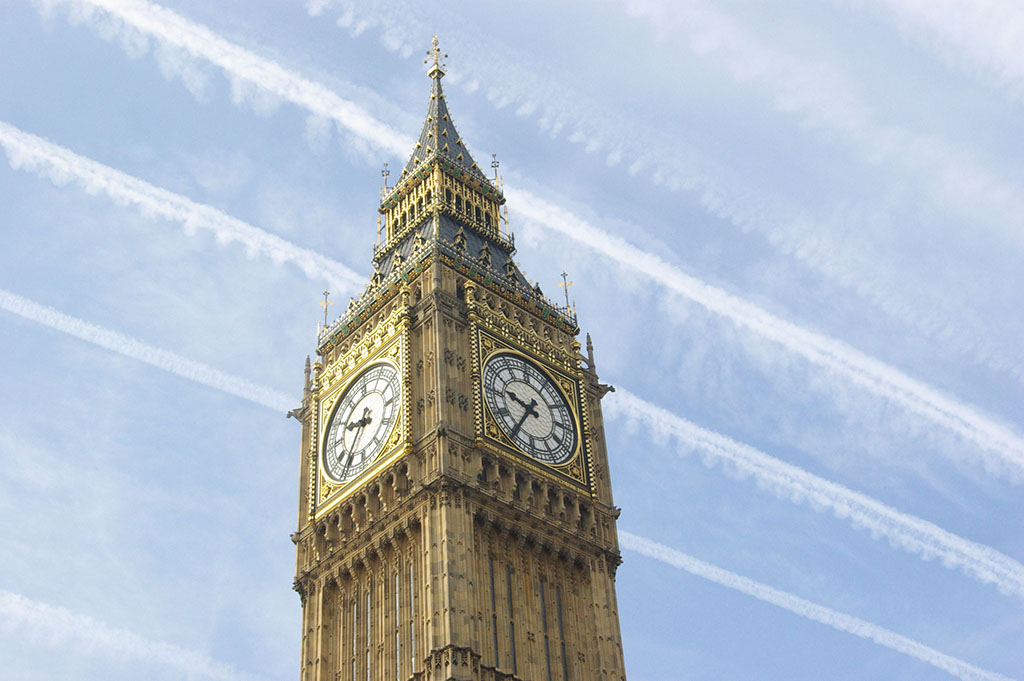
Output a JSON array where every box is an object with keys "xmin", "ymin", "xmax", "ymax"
[
  {"xmin": 322, "ymin": 363, "xmax": 401, "ymax": 482},
  {"xmin": 482, "ymin": 353, "xmax": 578, "ymax": 465}
]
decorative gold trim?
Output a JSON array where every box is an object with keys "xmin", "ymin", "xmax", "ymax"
[
  {"xmin": 441, "ymin": 251, "xmax": 578, "ymax": 345},
  {"xmin": 474, "ymin": 328, "xmax": 590, "ymax": 491},
  {"xmin": 311, "ymin": 298, "xmax": 412, "ymax": 518},
  {"xmin": 319, "ymin": 255, "xmax": 431, "ymax": 350},
  {"xmin": 313, "ymin": 443, "xmax": 414, "ymax": 520},
  {"xmin": 319, "ymin": 357, "xmax": 402, "ymax": 485}
]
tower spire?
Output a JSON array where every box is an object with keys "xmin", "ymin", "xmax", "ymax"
[
  {"xmin": 398, "ymin": 36, "xmax": 487, "ymax": 182},
  {"xmin": 371, "ymin": 38, "xmax": 532, "ymax": 309}
]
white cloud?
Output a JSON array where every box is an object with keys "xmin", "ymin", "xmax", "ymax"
[
  {"xmin": 842, "ymin": 0, "xmax": 1024, "ymax": 100},
  {"xmin": 184, "ymin": 149, "xmax": 255, "ymax": 198},
  {"xmin": 604, "ymin": 0, "xmax": 1024, "ymax": 242}
]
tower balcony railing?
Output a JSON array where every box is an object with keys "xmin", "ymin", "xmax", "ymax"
[
  {"xmin": 374, "ymin": 204, "xmax": 514, "ymax": 261},
  {"xmin": 319, "ymin": 238, "xmax": 577, "ymax": 348}
]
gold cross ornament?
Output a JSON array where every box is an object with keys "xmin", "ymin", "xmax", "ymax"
[
  {"xmin": 559, "ymin": 271, "xmax": 573, "ymax": 309},
  {"xmin": 320, "ymin": 289, "xmax": 332, "ymax": 328}
]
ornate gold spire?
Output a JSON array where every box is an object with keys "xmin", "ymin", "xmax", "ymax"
[
  {"xmin": 425, "ymin": 35, "xmax": 446, "ymax": 80},
  {"xmin": 374, "ymin": 36, "xmax": 509, "ymax": 266}
]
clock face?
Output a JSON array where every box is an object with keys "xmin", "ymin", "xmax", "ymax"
[
  {"xmin": 322, "ymin": 362, "xmax": 401, "ymax": 482},
  {"xmin": 482, "ymin": 353, "xmax": 578, "ymax": 465}
]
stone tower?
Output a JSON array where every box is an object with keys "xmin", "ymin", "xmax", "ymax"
[{"xmin": 292, "ymin": 39, "xmax": 627, "ymax": 681}]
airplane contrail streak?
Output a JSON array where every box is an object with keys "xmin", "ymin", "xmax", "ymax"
[
  {"xmin": 620, "ymin": 532, "xmax": 1017, "ymax": 681},
  {"xmin": 62, "ymin": 0, "xmax": 412, "ymax": 157},
  {"xmin": 0, "ymin": 288, "xmax": 294, "ymax": 413},
  {"xmin": 508, "ymin": 188, "xmax": 1024, "ymax": 481},
  {"xmin": 0, "ymin": 121, "xmax": 363, "ymax": 292},
  {"xmin": 0, "ymin": 589, "xmax": 264, "ymax": 681},
  {"xmin": 607, "ymin": 388, "xmax": 1024, "ymax": 600}
]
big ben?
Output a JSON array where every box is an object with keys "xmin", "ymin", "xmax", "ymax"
[{"xmin": 291, "ymin": 39, "xmax": 627, "ymax": 681}]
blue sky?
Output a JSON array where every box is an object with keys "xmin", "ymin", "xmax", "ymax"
[{"xmin": 1, "ymin": 1, "xmax": 1022, "ymax": 680}]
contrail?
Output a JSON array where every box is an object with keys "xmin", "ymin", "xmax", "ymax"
[
  {"xmin": 619, "ymin": 532, "xmax": 1017, "ymax": 681},
  {"xmin": 0, "ymin": 289, "xmax": 294, "ymax": 413},
  {"xmin": 42, "ymin": 0, "xmax": 1024, "ymax": 478},
  {"xmin": 49, "ymin": 0, "xmax": 412, "ymax": 158},
  {"xmin": 0, "ymin": 589, "xmax": 263, "ymax": 681},
  {"xmin": 0, "ymin": 121, "xmax": 362, "ymax": 292},
  {"xmin": 606, "ymin": 388, "xmax": 1024, "ymax": 600},
  {"xmin": 844, "ymin": 0, "xmax": 1024, "ymax": 102},
  {"xmin": 508, "ymin": 188, "xmax": 1024, "ymax": 481}
]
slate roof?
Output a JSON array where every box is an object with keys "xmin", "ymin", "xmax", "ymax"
[
  {"xmin": 401, "ymin": 64, "xmax": 489, "ymax": 183},
  {"xmin": 373, "ymin": 213, "xmax": 529, "ymax": 291}
]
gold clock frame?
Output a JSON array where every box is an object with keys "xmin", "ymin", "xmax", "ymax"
[
  {"xmin": 320, "ymin": 358, "xmax": 402, "ymax": 480},
  {"xmin": 311, "ymin": 312, "xmax": 411, "ymax": 520},
  {"xmin": 473, "ymin": 328, "xmax": 592, "ymax": 491}
]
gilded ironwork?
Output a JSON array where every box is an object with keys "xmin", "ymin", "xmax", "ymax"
[
  {"xmin": 472, "ymin": 328, "xmax": 591, "ymax": 490},
  {"xmin": 311, "ymin": 300, "xmax": 411, "ymax": 519}
]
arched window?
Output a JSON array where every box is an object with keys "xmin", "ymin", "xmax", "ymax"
[
  {"xmin": 455, "ymin": 196, "xmax": 463, "ymax": 212},
  {"xmin": 445, "ymin": 189, "xmax": 453, "ymax": 204},
  {"xmin": 475, "ymin": 206, "xmax": 482, "ymax": 222}
]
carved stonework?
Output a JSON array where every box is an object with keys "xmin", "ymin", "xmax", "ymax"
[{"xmin": 294, "ymin": 43, "xmax": 626, "ymax": 681}]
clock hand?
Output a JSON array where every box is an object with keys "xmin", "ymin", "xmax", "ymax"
[
  {"xmin": 344, "ymin": 424, "xmax": 366, "ymax": 470},
  {"xmin": 506, "ymin": 390, "xmax": 530, "ymax": 409},
  {"xmin": 508, "ymin": 397, "xmax": 540, "ymax": 440},
  {"xmin": 346, "ymin": 416, "xmax": 371, "ymax": 430},
  {"xmin": 346, "ymin": 407, "xmax": 374, "ymax": 430},
  {"xmin": 343, "ymin": 407, "xmax": 373, "ymax": 468},
  {"xmin": 351, "ymin": 409, "xmax": 371, "ymax": 446}
]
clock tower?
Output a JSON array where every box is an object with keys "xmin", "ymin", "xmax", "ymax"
[{"xmin": 292, "ymin": 39, "xmax": 627, "ymax": 681}]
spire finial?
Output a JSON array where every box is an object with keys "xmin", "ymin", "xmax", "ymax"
[
  {"xmin": 425, "ymin": 35, "xmax": 447, "ymax": 79},
  {"xmin": 559, "ymin": 271, "xmax": 573, "ymax": 310},
  {"xmin": 586, "ymin": 333, "xmax": 596, "ymax": 371},
  {"xmin": 320, "ymin": 289, "xmax": 332, "ymax": 328},
  {"xmin": 303, "ymin": 355, "xmax": 312, "ymax": 396}
]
